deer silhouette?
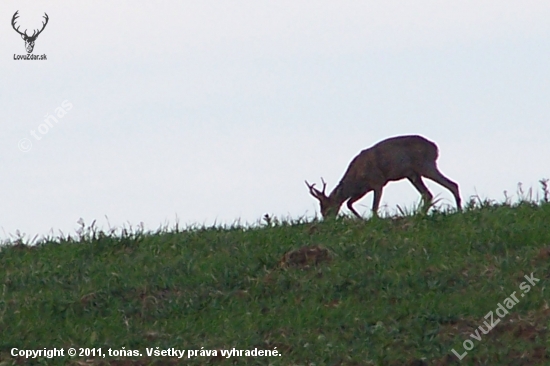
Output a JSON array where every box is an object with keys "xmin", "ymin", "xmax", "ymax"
[
  {"xmin": 12, "ymin": 11, "xmax": 49, "ymax": 54},
  {"xmin": 306, "ymin": 135, "xmax": 461, "ymax": 218}
]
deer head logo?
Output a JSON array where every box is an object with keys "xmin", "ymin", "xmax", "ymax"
[{"xmin": 12, "ymin": 11, "xmax": 49, "ymax": 54}]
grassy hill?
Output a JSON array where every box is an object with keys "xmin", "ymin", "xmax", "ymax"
[{"xmin": 1, "ymin": 195, "xmax": 549, "ymax": 365}]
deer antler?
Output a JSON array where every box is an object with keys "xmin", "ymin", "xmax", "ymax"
[
  {"xmin": 32, "ymin": 13, "xmax": 49, "ymax": 39},
  {"xmin": 11, "ymin": 11, "xmax": 49, "ymax": 39},
  {"xmin": 11, "ymin": 11, "xmax": 26, "ymax": 37},
  {"xmin": 320, "ymin": 177, "xmax": 327, "ymax": 195},
  {"xmin": 305, "ymin": 178, "xmax": 328, "ymax": 199},
  {"xmin": 305, "ymin": 180, "xmax": 317, "ymax": 197}
]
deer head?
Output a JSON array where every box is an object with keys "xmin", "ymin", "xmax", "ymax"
[
  {"xmin": 12, "ymin": 11, "xmax": 49, "ymax": 54},
  {"xmin": 305, "ymin": 178, "xmax": 339, "ymax": 218}
]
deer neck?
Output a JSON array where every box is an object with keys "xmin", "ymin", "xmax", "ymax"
[{"xmin": 328, "ymin": 182, "xmax": 349, "ymax": 207}]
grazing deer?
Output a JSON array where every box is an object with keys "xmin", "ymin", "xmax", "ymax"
[{"xmin": 306, "ymin": 135, "xmax": 461, "ymax": 218}]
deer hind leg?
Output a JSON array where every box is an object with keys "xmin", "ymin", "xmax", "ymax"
[
  {"xmin": 407, "ymin": 173, "xmax": 433, "ymax": 212},
  {"xmin": 421, "ymin": 164, "xmax": 462, "ymax": 210},
  {"xmin": 407, "ymin": 174, "xmax": 433, "ymax": 213}
]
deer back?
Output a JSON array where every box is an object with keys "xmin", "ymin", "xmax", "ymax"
[{"xmin": 336, "ymin": 135, "xmax": 438, "ymax": 194}]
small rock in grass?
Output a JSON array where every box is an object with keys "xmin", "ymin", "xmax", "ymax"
[{"xmin": 279, "ymin": 245, "xmax": 331, "ymax": 269}]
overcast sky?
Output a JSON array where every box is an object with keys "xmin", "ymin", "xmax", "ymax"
[{"xmin": 1, "ymin": 1, "xmax": 549, "ymax": 240}]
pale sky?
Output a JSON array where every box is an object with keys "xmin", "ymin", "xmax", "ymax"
[{"xmin": 1, "ymin": 1, "xmax": 549, "ymax": 240}]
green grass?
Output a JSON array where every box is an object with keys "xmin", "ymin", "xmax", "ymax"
[{"xmin": 1, "ymin": 198, "xmax": 550, "ymax": 365}]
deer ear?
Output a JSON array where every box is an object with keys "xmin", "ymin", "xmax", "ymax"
[{"xmin": 21, "ymin": 34, "xmax": 26, "ymax": 40}]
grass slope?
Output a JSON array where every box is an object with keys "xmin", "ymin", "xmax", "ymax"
[{"xmin": 1, "ymin": 201, "xmax": 549, "ymax": 365}]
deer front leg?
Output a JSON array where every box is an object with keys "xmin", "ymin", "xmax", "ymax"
[
  {"xmin": 346, "ymin": 191, "xmax": 369, "ymax": 219},
  {"xmin": 371, "ymin": 187, "xmax": 383, "ymax": 217}
]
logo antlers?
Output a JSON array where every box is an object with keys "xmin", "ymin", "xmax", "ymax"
[{"xmin": 12, "ymin": 10, "xmax": 49, "ymax": 54}]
